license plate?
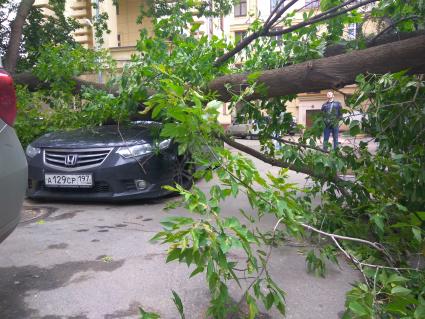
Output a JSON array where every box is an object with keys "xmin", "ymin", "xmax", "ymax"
[{"xmin": 45, "ymin": 174, "xmax": 93, "ymax": 187}]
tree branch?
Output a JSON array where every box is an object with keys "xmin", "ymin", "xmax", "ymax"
[
  {"xmin": 208, "ymin": 34, "xmax": 425, "ymax": 102},
  {"xmin": 221, "ymin": 134, "xmax": 344, "ymax": 185},
  {"xmin": 4, "ymin": 0, "xmax": 35, "ymax": 72},
  {"xmin": 213, "ymin": 0, "xmax": 370, "ymax": 67},
  {"xmin": 266, "ymin": 0, "xmax": 378, "ymax": 37},
  {"xmin": 369, "ymin": 15, "xmax": 421, "ymax": 45},
  {"xmin": 263, "ymin": 0, "xmax": 284, "ymax": 26},
  {"xmin": 271, "ymin": 136, "xmax": 329, "ymax": 154},
  {"xmin": 303, "ymin": 223, "xmax": 421, "ymax": 271},
  {"xmin": 213, "ymin": 0, "xmax": 298, "ymax": 67}
]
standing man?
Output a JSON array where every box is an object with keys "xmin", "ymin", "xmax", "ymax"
[{"xmin": 321, "ymin": 91, "xmax": 342, "ymax": 151}]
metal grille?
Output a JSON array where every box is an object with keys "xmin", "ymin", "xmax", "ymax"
[{"xmin": 44, "ymin": 148, "xmax": 112, "ymax": 171}]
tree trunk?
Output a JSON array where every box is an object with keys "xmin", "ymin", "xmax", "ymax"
[
  {"xmin": 4, "ymin": 0, "xmax": 35, "ymax": 72},
  {"xmin": 12, "ymin": 72, "xmax": 116, "ymax": 95},
  {"xmin": 208, "ymin": 35, "xmax": 425, "ymax": 102},
  {"xmin": 11, "ymin": 34, "xmax": 425, "ymax": 104}
]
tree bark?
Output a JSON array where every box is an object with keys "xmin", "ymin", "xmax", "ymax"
[
  {"xmin": 4, "ymin": 0, "xmax": 35, "ymax": 72},
  {"xmin": 208, "ymin": 34, "xmax": 425, "ymax": 102},
  {"xmin": 12, "ymin": 72, "xmax": 116, "ymax": 95}
]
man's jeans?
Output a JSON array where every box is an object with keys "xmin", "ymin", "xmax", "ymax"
[{"xmin": 323, "ymin": 126, "xmax": 339, "ymax": 151}]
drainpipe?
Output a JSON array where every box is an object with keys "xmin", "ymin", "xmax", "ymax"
[
  {"xmin": 94, "ymin": 0, "xmax": 102, "ymax": 83},
  {"xmin": 208, "ymin": 0, "xmax": 213, "ymax": 40}
]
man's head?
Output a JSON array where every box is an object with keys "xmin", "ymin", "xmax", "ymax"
[{"xmin": 326, "ymin": 91, "xmax": 334, "ymax": 100}]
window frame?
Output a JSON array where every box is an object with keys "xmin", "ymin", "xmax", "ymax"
[{"xmin": 234, "ymin": 0, "xmax": 247, "ymax": 17}]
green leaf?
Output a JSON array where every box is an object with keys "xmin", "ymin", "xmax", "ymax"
[
  {"xmin": 190, "ymin": 22, "xmax": 202, "ymax": 32},
  {"xmin": 166, "ymin": 249, "xmax": 181, "ymax": 263},
  {"xmin": 387, "ymin": 274, "xmax": 409, "ymax": 284},
  {"xmin": 139, "ymin": 307, "xmax": 160, "ymax": 319},
  {"xmin": 189, "ymin": 266, "xmax": 204, "ymax": 278},
  {"xmin": 370, "ymin": 215, "xmax": 385, "ymax": 233},
  {"xmin": 348, "ymin": 301, "xmax": 369, "ymax": 316},
  {"xmin": 416, "ymin": 212, "xmax": 425, "ymax": 221},
  {"xmin": 264, "ymin": 292, "xmax": 274, "ymax": 310},
  {"xmin": 171, "ymin": 290, "xmax": 185, "ymax": 319},
  {"xmin": 391, "ymin": 286, "xmax": 412, "ymax": 296},
  {"xmin": 247, "ymin": 71, "xmax": 262, "ymax": 84},
  {"xmin": 349, "ymin": 120, "xmax": 361, "ymax": 136},
  {"xmin": 246, "ymin": 293, "xmax": 258, "ymax": 319},
  {"xmin": 412, "ymin": 227, "xmax": 422, "ymax": 242},
  {"xmin": 414, "ymin": 304, "xmax": 425, "ymax": 319},
  {"xmin": 230, "ymin": 180, "xmax": 239, "ymax": 197}
]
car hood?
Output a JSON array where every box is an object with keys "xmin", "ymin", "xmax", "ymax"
[{"xmin": 31, "ymin": 123, "xmax": 162, "ymax": 148}]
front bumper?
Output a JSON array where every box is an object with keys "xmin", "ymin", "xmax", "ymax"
[{"xmin": 27, "ymin": 148, "xmax": 178, "ymax": 202}]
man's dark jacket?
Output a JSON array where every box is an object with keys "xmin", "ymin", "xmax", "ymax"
[{"xmin": 321, "ymin": 100, "xmax": 342, "ymax": 128}]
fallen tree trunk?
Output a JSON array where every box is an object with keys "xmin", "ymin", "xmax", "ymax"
[
  {"xmin": 208, "ymin": 34, "xmax": 425, "ymax": 102},
  {"xmin": 12, "ymin": 72, "xmax": 113, "ymax": 94},
  {"xmin": 12, "ymin": 33, "xmax": 425, "ymax": 101}
]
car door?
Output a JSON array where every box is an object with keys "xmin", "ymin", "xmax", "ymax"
[{"xmin": 0, "ymin": 68, "xmax": 27, "ymax": 243}]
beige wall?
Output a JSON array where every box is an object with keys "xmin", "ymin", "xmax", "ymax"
[
  {"xmin": 116, "ymin": 0, "xmax": 153, "ymax": 47},
  {"xmin": 109, "ymin": 46, "xmax": 138, "ymax": 67},
  {"xmin": 296, "ymin": 86, "xmax": 357, "ymax": 130},
  {"xmin": 101, "ymin": 0, "xmax": 118, "ymax": 48}
]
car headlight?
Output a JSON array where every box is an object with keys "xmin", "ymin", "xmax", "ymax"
[
  {"xmin": 26, "ymin": 145, "xmax": 41, "ymax": 158},
  {"xmin": 116, "ymin": 144, "xmax": 153, "ymax": 158},
  {"xmin": 158, "ymin": 139, "xmax": 171, "ymax": 150}
]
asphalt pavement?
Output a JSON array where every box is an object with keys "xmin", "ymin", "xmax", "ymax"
[{"xmin": 0, "ymin": 139, "xmax": 361, "ymax": 319}]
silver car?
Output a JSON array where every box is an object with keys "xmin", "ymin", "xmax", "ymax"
[
  {"xmin": 0, "ymin": 65, "xmax": 27, "ymax": 243},
  {"xmin": 226, "ymin": 120, "xmax": 259, "ymax": 139}
]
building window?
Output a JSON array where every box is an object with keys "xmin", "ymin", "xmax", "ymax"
[
  {"xmin": 305, "ymin": 0, "xmax": 320, "ymax": 9},
  {"xmin": 234, "ymin": 0, "xmax": 247, "ymax": 17},
  {"xmin": 234, "ymin": 30, "xmax": 247, "ymax": 44},
  {"xmin": 270, "ymin": 0, "xmax": 280, "ymax": 12},
  {"xmin": 117, "ymin": 34, "xmax": 121, "ymax": 47},
  {"xmin": 347, "ymin": 23, "xmax": 357, "ymax": 40}
]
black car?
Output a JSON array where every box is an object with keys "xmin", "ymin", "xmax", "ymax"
[{"xmin": 26, "ymin": 122, "xmax": 193, "ymax": 201}]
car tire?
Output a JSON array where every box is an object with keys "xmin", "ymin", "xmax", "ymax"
[{"xmin": 172, "ymin": 153, "xmax": 194, "ymax": 190}]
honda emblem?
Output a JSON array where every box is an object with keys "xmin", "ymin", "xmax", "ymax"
[{"xmin": 65, "ymin": 154, "xmax": 78, "ymax": 166}]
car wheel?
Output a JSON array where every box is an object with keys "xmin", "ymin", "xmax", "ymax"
[{"xmin": 173, "ymin": 153, "xmax": 194, "ymax": 190}]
